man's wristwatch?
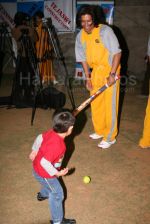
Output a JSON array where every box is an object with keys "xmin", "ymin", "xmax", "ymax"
[{"xmin": 110, "ymin": 72, "xmax": 116, "ymax": 78}]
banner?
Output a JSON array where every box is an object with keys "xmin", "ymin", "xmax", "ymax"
[
  {"xmin": 0, "ymin": 3, "xmax": 16, "ymax": 28},
  {"xmin": 17, "ymin": 1, "xmax": 44, "ymax": 17},
  {"xmin": 44, "ymin": 0, "xmax": 76, "ymax": 32},
  {"xmin": 100, "ymin": 2, "xmax": 114, "ymax": 25},
  {"xmin": 0, "ymin": 0, "xmax": 76, "ymax": 32}
]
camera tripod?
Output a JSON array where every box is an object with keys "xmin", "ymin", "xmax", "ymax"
[
  {"xmin": 30, "ymin": 18, "xmax": 76, "ymax": 125},
  {"xmin": 41, "ymin": 18, "xmax": 75, "ymax": 106},
  {"xmin": 8, "ymin": 27, "xmax": 41, "ymax": 110}
]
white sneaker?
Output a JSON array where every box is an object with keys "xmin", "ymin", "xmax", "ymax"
[
  {"xmin": 98, "ymin": 139, "xmax": 116, "ymax": 149},
  {"xmin": 89, "ymin": 133, "xmax": 103, "ymax": 140}
]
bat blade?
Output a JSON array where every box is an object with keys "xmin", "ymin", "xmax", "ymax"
[{"xmin": 72, "ymin": 84, "xmax": 108, "ymax": 116}]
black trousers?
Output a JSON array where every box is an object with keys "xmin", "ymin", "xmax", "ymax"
[
  {"xmin": 141, "ymin": 62, "xmax": 150, "ymax": 96},
  {"xmin": 12, "ymin": 56, "xmax": 35, "ymax": 107}
]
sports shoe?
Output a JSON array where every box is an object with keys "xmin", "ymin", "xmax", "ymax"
[
  {"xmin": 98, "ymin": 139, "xmax": 116, "ymax": 149},
  {"xmin": 37, "ymin": 192, "xmax": 48, "ymax": 201},
  {"xmin": 139, "ymin": 144, "xmax": 150, "ymax": 149},
  {"xmin": 89, "ymin": 133, "xmax": 103, "ymax": 140},
  {"xmin": 61, "ymin": 218, "xmax": 76, "ymax": 223},
  {"xmin": 50, "ymin": 218, "xmax": 76, "ymax": 224}
]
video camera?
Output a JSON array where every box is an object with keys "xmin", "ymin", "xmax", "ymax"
[{"xmin": 42, "ymin": 17, "xmax": 53, "ymax": 29}]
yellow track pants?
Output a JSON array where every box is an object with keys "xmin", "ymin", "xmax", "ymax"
[{"xmin": 90, "ymin": 68, "xmax": 120, "ymax": 142}]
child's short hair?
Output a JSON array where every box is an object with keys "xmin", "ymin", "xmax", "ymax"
[{"xmin": 52, "ymin": 111, "xmax": 75, "ymax": 133}]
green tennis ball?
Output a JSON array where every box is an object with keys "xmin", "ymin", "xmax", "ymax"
[{"xmin": 83, "ymin": 176, "xmax": 91, "ymax": 184}]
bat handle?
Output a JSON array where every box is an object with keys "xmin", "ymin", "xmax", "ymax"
[{"xmin": 72, "ymin": 109, "xmax": 78, "ymax": 117}]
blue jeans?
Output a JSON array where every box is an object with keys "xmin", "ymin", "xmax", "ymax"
[{"xmin": 33, "ymin": 170, "xmax": 64, "ymax": 223}]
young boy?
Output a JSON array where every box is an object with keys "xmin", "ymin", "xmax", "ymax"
[{"xmin": 29, "ymin": 111, "xmax": 76, "ymax": 224}]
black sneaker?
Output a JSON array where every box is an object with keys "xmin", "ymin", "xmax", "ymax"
[
  {"xmin": 37, "ymin": 192, "xmax": 48, "ymax": 201},
  {"xmin": 50, "ymin": 218, "xmax": 76, "ymax": 224},
  {"xmin": 61, "ymin": 218, "xmax": 76, "ymax": 224}
]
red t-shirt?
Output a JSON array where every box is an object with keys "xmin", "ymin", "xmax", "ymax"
[{"xmin": 33, "ymin": 130, "xmax": 66, "ymax": 178}]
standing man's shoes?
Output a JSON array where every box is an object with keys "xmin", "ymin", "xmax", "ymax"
[
  {"xmin": 98, "ymin": 139, "xmax": 116, "ymax": 149},
  {"xmin": 89, "ymin": 133, "xmax": 103, "ymax": 139},
  {"xmin": 37, "ymin": 192, "xmax": 48, "ymax": 201}
]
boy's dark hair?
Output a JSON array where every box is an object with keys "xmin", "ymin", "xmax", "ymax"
[{"xmin": 52, "ymin": 111, "xmax": 75, "ymax": 133}]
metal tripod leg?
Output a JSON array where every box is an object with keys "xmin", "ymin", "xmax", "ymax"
[
  {"xmin": 31, "ymin": 104, "xmax": 37, "ymax": 126},
  {"xmin": 65, "ymin": 75, "xmax": 76, "ymax": 110},
  {"xmin": 31, "ymin": 93, "xmax": 37, "ymax": 126},
  {"xmin": 31, "ymin": 87, "xmax": 45, "ymax": 125}
]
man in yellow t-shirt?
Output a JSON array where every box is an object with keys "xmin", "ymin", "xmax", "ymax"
[{"xmin": 75, "ymin": 5, "xmax": 121, "ymax": 149}]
